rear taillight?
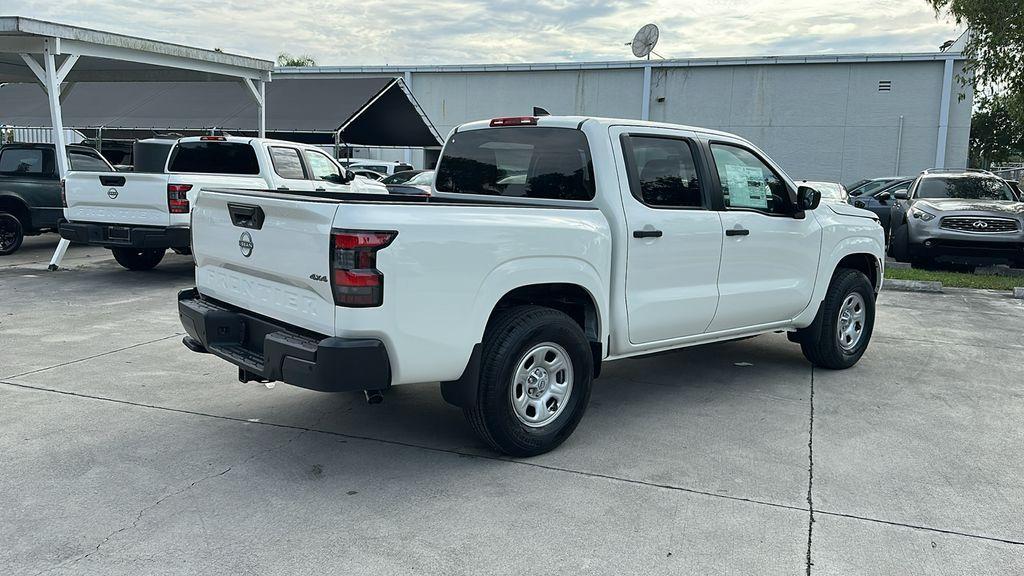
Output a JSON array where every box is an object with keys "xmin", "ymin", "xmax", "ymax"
[
  {"xmin": 490, "ymin": 116, "xmax": 538, "ymax": 127},
  {"xmin": 168, "ymin": 183, "xmax": 193, "ymax": 214},
  {"xmin": 200, "ymin": 136, "xmax": 226, "ymax": 141},
  {"xmin": 330, "ymin": 230, "xmax": 396, "ymax": 307},
  {"xmin": 60, "ymin": 179, "xmax": 67, "ymax": 208}
]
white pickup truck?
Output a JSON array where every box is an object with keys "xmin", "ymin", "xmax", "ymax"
[
  {"xmin": 178, "ymin": 116, "xmax": 885, "ymax": 456},
  {"xmin": 60, "ymin": 136, "xmax": 383, "ymax": 270}
]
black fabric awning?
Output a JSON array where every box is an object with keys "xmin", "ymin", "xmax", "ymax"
[{"xmin": 0, "ymin": 77, "xmax": 441, "ymax": 147}]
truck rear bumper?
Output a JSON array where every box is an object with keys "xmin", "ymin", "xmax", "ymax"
[
  {"xmin": 59, "ymin": 222, "xmax": 190, "ymax": 249},
  {"xmin": 177, "ymin": 288, "xmax": 391, "ymax": 393}
]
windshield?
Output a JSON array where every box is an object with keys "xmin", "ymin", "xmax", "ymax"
[
  {"xmin": 915, "ymin": 177, "xmax": 1016, "ymax": 201},
  {"xmin": 435, "ymin": 127, "xmax": 595, "ymax": 201},
  {"xmin": 381, "ymin": 170, "xmax": 419, "ymax": 185},
  {"xmin": 803, "ymin": 181, "xmax": 846, "ymax": 201},
  {"xmin": 406, "ymin": 170, "xmax": 434, "ymax": 185},
  {"xmin": 849, "ymin": 179, "xmax": 896, "ymax": 197}
]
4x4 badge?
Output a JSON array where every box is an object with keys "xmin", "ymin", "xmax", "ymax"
[{"xmin": 238, "ymin": 232, "xmax": 254, "ymax": 257}]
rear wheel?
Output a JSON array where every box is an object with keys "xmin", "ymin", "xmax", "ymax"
[
  {"xmin": 111, "ymin": 247, "xmax": 165, "ymax": 271},
  {"xmin": 464, "ymin": 305, "xmax": 593, "ymax": 457},
  {"xmin": 796, "ymin": 268, "xmax": 875, "ymax": 370},
  {"xmin": 0, "ymin": 212, "xmax": 24, "ymax": 256}
]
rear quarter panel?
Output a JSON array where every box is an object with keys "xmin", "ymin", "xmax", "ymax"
[{"xmin": 332, "ymin": 203, "xmax": 612, "ymax": 385}]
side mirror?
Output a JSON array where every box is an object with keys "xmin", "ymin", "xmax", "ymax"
[
  {"xmin": 326, "ymin": 170, "xmax": 356, "ymax": 184},
  {"xmin": 893, "ymin": 190, "xmax": 909, "ymax": 201},
  {"xmin": 876, "ymin": 191, "xmax": 891, "ymax": 202},
  {"xmin": 797, "ymin": 185, "xmax": 821, "ymax": 212}
]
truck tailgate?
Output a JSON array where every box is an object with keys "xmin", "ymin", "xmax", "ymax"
[
  {"xmin": 192, "ymin": 189, "xmax": 341, "ymax": 336},
  {"xmin": 65, "ymin": 172, "xmax": 172, "ymax": 226}
]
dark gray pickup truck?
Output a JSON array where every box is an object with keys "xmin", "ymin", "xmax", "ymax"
[{"xmin": 0, "ymin": 143, "xmax": 114, "ymax": 255}]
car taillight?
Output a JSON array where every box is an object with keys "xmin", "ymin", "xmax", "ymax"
[
  {"xmin": 490, "ymin": 116, "xmax": 538, "ymax": 127},
  {"xmin": 168, "ymin": 183, "xmax": 193, "ymax": 214},
  {"xmin": 60, "ymin": 179, "xmax": 67, "ymax": 208},
  {"xmin": 200, "ymin": 136, "xmax": 226, "ymax": 141},
  {"xmin": 330, "ymin": 230, "xmax": 396, "ymax": 307}
]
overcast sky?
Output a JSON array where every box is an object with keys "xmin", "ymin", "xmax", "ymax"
[{"xmin": 13, "ymin": 0, "xmax": 962, "ymax": 65}]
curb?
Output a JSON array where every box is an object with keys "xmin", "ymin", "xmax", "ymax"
[{"xmin": 884, "ymin": 279, "xmax": 943, "ymax": 293}]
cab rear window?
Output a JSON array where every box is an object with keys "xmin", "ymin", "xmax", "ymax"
[
  {"xmin": 435, "ymin": 127, "xmax": 595, "ymax": 201},
  {"xmin": 168, "ymin": 141, "xmax": 259, "ymax": 175}
]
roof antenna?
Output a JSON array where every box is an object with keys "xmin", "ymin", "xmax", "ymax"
[{"xmin": 533, "ymin": 106, "xmax": 550, "ymax": 117}]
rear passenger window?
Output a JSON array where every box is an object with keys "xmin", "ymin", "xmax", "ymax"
[
  {"xmin": 269, "ymin": 147, "xmax": 306, "ymax": 180},
  {"xmin": 168, "ymin": 142, "xmax": 259, "ymax": 175},
  {"xmin": 624, "ymin": 136, "xmax": 703, "ymax": 208},
  {"xmin": 435, "ymin": 127, "xmax": 595, "ymax": 201},
  {"xmin": 68, "ymin": 151, "xmax": 113, "ymax": 172},
  {"xmin": 0, "ymin": 148, "xmax": 48, "ymax": 174}
]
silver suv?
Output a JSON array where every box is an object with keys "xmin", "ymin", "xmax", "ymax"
[{"xmin": 889, "ymin": 169, "xmax": 1024, "ymax": 268}]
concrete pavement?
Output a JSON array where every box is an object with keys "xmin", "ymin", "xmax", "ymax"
[{"xmin": 2, "ymin": 234, "xmax": 1023, "ymax": 575}]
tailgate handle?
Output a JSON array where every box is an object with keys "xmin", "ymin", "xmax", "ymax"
[
  {"xmin": 227, "ymin": 203, "xmax": 265, "ymax": 230},
  {"xmin": 99, "ymin": 175, "xmax": 126, "ymax": 187}
]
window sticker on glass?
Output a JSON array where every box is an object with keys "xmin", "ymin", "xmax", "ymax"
[{"xmin": 724, "ymin": 164, "xmax": 768, "ymax": 209}]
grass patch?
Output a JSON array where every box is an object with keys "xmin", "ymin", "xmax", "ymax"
[{"xmin": 886, "ymin": 267, "xmax": 1022, "ymax": 290}]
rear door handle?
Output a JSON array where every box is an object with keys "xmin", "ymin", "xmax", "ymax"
[
  {"xmin": 726, "ymin": 228, "xmax": 750, "ymax": 236},
  {"xmin": 633, "ymin": 229, "xmax": 663, "ymax": 239}
]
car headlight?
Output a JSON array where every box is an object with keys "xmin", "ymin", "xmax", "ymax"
[{"xmin": 910, "ymin": 206, "xmax": 936, "ymax": 221}]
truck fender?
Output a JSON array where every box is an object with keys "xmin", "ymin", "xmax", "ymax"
[{"xmin": 793, "ymin": 235, "xmax": 883, "ymax": 328}]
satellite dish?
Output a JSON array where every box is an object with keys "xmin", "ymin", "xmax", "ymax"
[{"xmin": 631, "ymin": 23, "xmax": 660, "ymax": 59}]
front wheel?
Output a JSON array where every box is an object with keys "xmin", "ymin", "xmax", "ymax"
[
  {"xmin": 111, "ymin": 247, "xmax": 165, "ymax": 271},
  {"xmin": 0, "ymin": 212, "xmax": 25, "ymax": 256},
  {"xmin": 796, "ymin": 268, "xmax": 875, "ymax": 370},
  {"xmin": 464, "ymin": 305, "xmax": 593, "ymax": 457}
]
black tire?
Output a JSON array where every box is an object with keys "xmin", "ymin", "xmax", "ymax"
[
  {"xmin": 890, "ymin": 223, "xmax": 910, "ymax": 263},
  {"xmin": 0, "ymin": 212, "xmax": 25, "ymax": 256},
  {"xmin": 464, "ymin": 305, "xmax": 593, "ymax": 457},
  {"xmin": 111, "ymin": 247, "xmax": 165, "ymax": 271},
  {"xmin": 796, "ymin": 268, "xmax": 875, "ymax": 370}
]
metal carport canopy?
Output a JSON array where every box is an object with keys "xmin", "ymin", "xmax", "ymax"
[
  {"xmin": 0, "ymin": 16, "xmax": 274, "ymax": 268},
  {"xmin": 0, "ymin": 77, "xmax": 443, "ymax": 147}
]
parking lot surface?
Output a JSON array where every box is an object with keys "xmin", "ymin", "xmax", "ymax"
[{"xmin": 3, "ymin": 235, "xmax": 1024, "ymax": 575}]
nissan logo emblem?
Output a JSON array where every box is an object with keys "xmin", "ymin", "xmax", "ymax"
[
  {"xmin": 239, "ymin": 232, "xmax": 254, "ymax": 257},
  {"xmin": 972, "ymin": 220, "xmax": 989, "ymax": 229},
  {"xmin": 107, "ymin": 188, "xmax": 118, "ymax": 199}
]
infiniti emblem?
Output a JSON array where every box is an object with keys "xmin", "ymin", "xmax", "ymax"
[
  {"xmin": 107, "ymin": 188, "xmax": 118, "ymax": 199},
  {"xmin": 972, "ymin": 220, "xmax": 989, "ymax": 229},
  {"xmin": 238, "ymin": 231, "xmax": 254, "ymax": 257}
]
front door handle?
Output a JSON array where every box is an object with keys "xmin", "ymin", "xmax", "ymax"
[
  {"xmin": 726, "ymin": 228, "xmax": 750, "ymax": 236},
  {"xmin": 633, "ymin": 229, "xmax": 663, "ymax": 239}
]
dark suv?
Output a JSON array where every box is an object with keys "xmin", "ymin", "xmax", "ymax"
[
  {"xmin": 889, "ymin": 169, "xmax": 1024, "ymax": 268},
  {"xmin": 0, "ymin": 143, "xmax": 114, "ymax": 255}
]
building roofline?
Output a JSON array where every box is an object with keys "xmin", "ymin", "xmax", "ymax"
[
  {"xmin": 276, "ymin": 51, "xmax": 964, "ymax": 75},
  {"xmin": 0, "ymin": 16, "xmax": 274, "ymax": 72}
]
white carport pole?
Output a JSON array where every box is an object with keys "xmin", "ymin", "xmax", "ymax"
[
  {"xmin": 20, "ymin": 41, "xmax": 78, "ymax": 270},
  {"xmin": 241, "ymin": 78, "xmax": 266, "ymax": 138}
]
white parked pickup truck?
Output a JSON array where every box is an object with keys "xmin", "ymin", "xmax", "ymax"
[
  {"xmin": 178, "ymin": 116, "xmax": 885, "ymax": 456},
  {"xmin": 60, "ymin": 136, "xmax": 384, "ymax": 270}
]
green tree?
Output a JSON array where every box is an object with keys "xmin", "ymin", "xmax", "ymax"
[
  {"xmin": 276, "ymin": 52, "xmax": 317, "ymax": 67},
  {"xmin": 969, "ymin": 94, "xmax": 1024, "ymax": 168},
  {"xmin": 926, "ymin": 0, "xmax": 1024, "ymax": 118}
]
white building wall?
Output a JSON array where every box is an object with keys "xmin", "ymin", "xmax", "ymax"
[{"xmin": 284, "ymin": 54, "xmax": 971, "ymax": 180}]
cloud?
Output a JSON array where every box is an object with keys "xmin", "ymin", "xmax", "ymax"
[{"xmin": 11, "ymin": 0, "xmax": 963, "ymax": 65}]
